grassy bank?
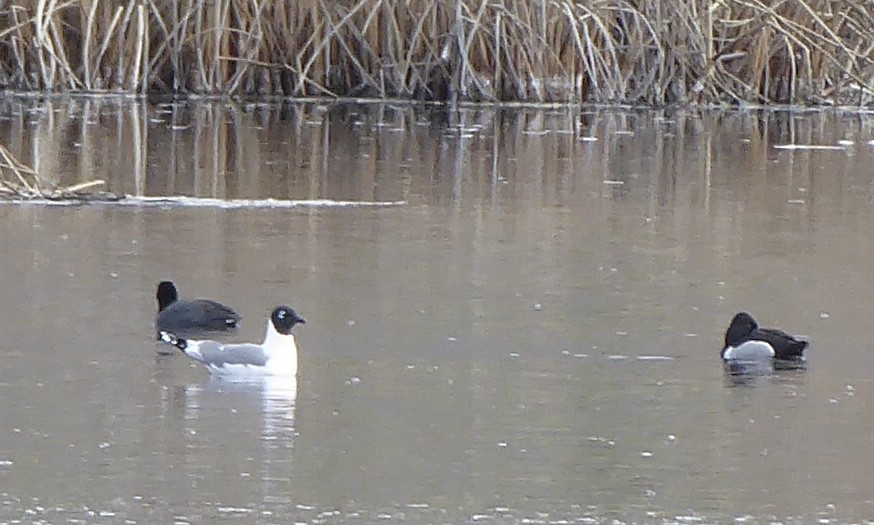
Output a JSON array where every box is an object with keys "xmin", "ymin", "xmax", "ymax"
[{"xmin": 1, "ymin": 0, "xmax": 873, "ymax": 105}]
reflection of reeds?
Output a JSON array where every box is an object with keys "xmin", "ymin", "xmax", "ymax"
[
  {"xmin": 3, "ymin": 96, "xmax": 874, "ymax": 210},
  {"xmin": 0, "ymin": 1, "xmax": 872, "ymax": 104},
  {"xmin": 0, "ymin": 142, "xmax": 105, "ymax": 199}
]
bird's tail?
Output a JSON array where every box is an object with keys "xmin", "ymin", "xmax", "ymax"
[
  {"xmin": 777, "ymin": 339, "xmax": 808, "ymax": 360},
  {"xmin": 159, "ymin": 331, "xmax": 188, "ymax": 351},
  {"xmin": 789, "ymin": 340, "xmax": 809, "ymax": 356}
]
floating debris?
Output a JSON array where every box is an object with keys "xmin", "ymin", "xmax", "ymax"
[
  {"xmin": 0, "ymin": 143, "xmax": 108, "ymax": 201},
  {"xmin": 2, "ymin": 195, "xmax": 406, "ymax": 208},
  {"xmin": 773, "ymin": 144, "xmax": 846, "ymax": 150},
  {"xmin": 128, "ymin": 196, "xmax": 406, "ymax": 209},
  {"xmin": 675, "ymin": 515, "xmax": 704, "ymax": 522}
]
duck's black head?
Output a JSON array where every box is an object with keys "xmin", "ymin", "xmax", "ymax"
[
  {"xmin": 725, "ymin": 311, "xmax": 758, "ymax": 347},
  {"xmin": 156, "ymin": 281, "xmax": 179, "ymax": 312},
  {"xmin": 271, "ymin": 306, "xmax": 306, "ymax": 335}
]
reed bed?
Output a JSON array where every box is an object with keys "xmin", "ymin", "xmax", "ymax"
[{"xmin": 1, "ymin": 0, "xmax": 873, "ymax": 105}]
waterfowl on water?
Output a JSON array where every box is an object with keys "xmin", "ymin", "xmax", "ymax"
[
  {"xmin": 155, "ymin": 280, "xmax": 240, "ymax": 336},
  {"xmin": 721, "ymin": 311, "xmax": 808, "ymax": 361},
  {"xmin": 159, "ymin": 306, "xmax": 305, "ymax": 377}
]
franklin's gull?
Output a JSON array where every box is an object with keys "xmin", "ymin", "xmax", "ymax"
[{"xmin": 160, "ymin": 306, "xmax": 305, "ymax": 376}]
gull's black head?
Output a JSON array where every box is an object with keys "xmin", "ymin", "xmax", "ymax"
[
  {"xmin": 271, "ymin": 306, "xmax": 306, "ymax": 335},
  {"xmin": 156, "ymin": 281, "xmax": 179, "ymax": 312},
  {"xmin": 725, "ymin": 311, "xmax": 758, "ymax": 347}
]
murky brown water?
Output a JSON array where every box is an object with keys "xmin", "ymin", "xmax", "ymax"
[{"xmin": 2, "ymin": 99, "xmax": 874, "ymax": 523}]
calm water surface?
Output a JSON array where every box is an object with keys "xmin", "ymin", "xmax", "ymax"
[{"xmin": 2, "ymin": 100, "xmax": 874, "ymax": 524}]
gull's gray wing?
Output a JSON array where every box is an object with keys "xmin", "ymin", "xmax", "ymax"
[{"xmin": 194, "ymin": 341, "xmax": 268, "ymax": 368}]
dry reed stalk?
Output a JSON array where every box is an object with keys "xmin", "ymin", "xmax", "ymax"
[
  {"xmin": 130, "ymin": 3, "xmax": 146, "ymax": 91},
  {"xmin": 62, "ymin": 179, "xmax": 106, "ymax": 193},
  {"xmin": 81, "ymin": 0, "xmax": 97, "ymax": 89},
  {"xmin": 7, "ymin": 6, "xmax": 31, "ymax": 88},
  {"xmin": 92, "ymin": 6, "xmax": 124, "ymax": 88}
]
